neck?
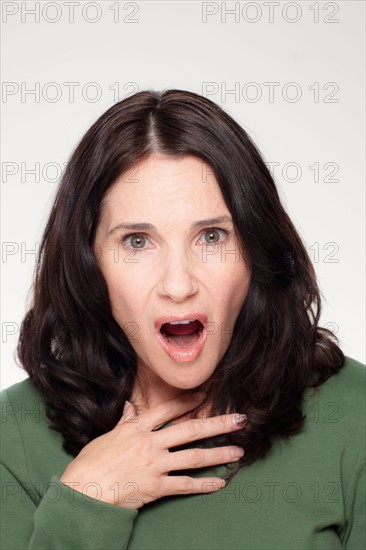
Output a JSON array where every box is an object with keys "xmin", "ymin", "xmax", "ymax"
[
  {"xmin": 129, "ymin": 367, "xmax": 210, "ymax": 423},
  {"xmin": 130, "ymin": 383, "xmax": 188, "ymax": 414}
]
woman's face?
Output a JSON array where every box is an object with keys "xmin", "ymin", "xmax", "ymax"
[{"xmin": 94, "ymin": 154, "xmax": 251, "ymax": 407}]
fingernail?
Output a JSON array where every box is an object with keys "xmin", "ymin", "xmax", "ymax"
[
  {"xmin": 233, "ymin": 447, "xmax": 245, "ymax": 457},
  {"xmin": 232, "ymin": 413, "xmax": 247, "ymax": 425}
]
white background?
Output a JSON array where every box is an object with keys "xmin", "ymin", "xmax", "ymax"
[{"xmin": 1, "ymin": 0, "xmax": 365, "ymax": 389}]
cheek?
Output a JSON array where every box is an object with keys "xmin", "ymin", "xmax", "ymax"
[
  {"xmin": 98, "ymin": 255, "xmax": 137, "ymax": 317},
  {"xmin": 210, "ymin": 255, "xmax": 251, "ymax": 306},
  {"xmin": 219, "ymin": 265, "xmax": 251, "ymax": 314},
  {"xmin": 217, "ymin": 273, "xmax": 249, "ymax": 343}
]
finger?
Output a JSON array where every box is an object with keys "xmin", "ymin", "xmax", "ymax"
[
  {"xmin": 134, "ymin": 392, "xmax": 208, "ymax": 432},
  {"xmin": 161, "ymin": 445, "xmax": 244, "ymax": 472},
  {"xmin": 161, "ymin": 475, "xmax": 225, "ymax": 497},
  {"xmin": 157, "ymin": 413, "xmax": 247, "ymax": 449}
]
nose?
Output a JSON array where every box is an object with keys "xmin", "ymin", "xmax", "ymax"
[{"xmin": 157, "ymin": 248, "xmax": 198, "ymax": 302}]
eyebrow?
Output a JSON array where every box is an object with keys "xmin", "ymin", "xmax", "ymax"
[{"xmin": 108, "ymin": 216, "xmax": 233, "ymax": 236}]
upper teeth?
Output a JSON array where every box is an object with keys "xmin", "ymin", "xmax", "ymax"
[{"xmin": 169, "ymin": 319, "xmax": 196, "ymax": 325}]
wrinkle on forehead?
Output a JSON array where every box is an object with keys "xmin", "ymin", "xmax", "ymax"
[{"xmin": 98, "ymin": 155, "xmax": 228, "ymax": 234}]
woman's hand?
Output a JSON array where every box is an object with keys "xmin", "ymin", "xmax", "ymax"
[{"xmin": 59, "ymin": 392, "xmax": 246, "ymax": 510}]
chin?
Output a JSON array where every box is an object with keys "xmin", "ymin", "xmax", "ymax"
[{"xmin": 162, "ymin": 371, "xmax": 212, "ymax": 391}]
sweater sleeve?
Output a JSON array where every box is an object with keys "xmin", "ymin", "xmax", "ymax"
[
  {"xmin": 0, "ymin": 387, "xmax": 138, "ymax": 550},
  {"xmin": 0, "ymin": 462, "xmax": 138, "ymax": 550},
  {"xmin": 343, "ymin": 445, "xmax": 366, "ymax": 550}
]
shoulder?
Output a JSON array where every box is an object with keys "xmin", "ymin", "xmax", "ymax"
[
  {"xmin": 314, "ymin": 356, "xmax": 366, "ymax": 539},
  {"xmin": 301, "ymin": 355, "xmax": 365, "ymax": 468},
  {"xmin": 1, "ymin": 377, "xmax": 71, "ymax": 482},
  {"xmin": 320, "ymin": 354, "xmax": 365, "ymax": 392},
  {"xmin": 304, "ymin": 355, "xmax": 365, "ymax": 425},
  {"xmin": 1, "ymin": 376, "xmax": 45, "ymax": 408},
  {"xmin": 1, "ymin": 378, "xmax": 43, "ymax": 479},
  {"xmin": 0, "ymin": 376, "xmax": 47, "ymax": 435},
  {"xmin": 305, "ymin": 354, "xmax": 365, "ymax": 410}
]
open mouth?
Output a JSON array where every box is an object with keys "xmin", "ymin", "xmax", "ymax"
[{"xmin": 160, "ymin": 320, "xmax": 204, "ymax": 348}]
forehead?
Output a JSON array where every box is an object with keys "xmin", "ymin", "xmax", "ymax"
[{"xmin": 100, "ymin": 154, "xmax": 228, "ymax": 222}]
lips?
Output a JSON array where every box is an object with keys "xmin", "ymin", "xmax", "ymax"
[{"xmin": 155, "ymin": 313, "xmax": 207, "ymax": 363}]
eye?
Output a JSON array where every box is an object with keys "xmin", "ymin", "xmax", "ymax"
[
  {"xmin": 120, "ymin": 233, "xmax": 148, "ymax": 252},
  {"xmin": 200, "ymin": 228, "xmax": 229, "ymax": 245}
]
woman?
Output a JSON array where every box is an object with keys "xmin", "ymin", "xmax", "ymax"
[{"xmin": 1, "ymin": 89, "xmax": 364, "ymax": 550}]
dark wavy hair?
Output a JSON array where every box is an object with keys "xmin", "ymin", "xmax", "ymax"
[{"xmin": 16, "ymin": 88, "xmax": 345, "ymax": 484}]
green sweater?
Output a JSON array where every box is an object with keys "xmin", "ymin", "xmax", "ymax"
[{"xmin": 1, "ymin": 355, "xmax": 365, "ymax": 550}]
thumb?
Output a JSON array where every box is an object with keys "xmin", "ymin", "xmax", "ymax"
[{"xmin": 122, "ymin": 400, "xmax": 136, "ymax": 421}]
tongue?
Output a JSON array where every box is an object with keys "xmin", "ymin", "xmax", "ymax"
[
  {"xmin": 161, "ymin": 320, "xmax": 202, "ymax": 347},
  {"xmin": 163, "ymin": 320, "xmax": 202, "ymax": 335}
]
